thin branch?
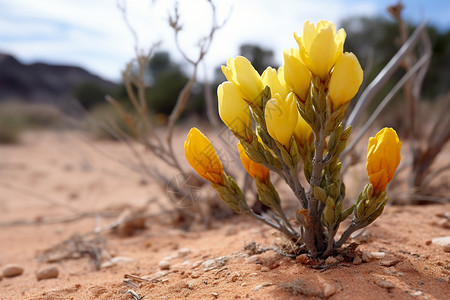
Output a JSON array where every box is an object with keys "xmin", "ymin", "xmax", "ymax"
[
  {"xmin": 342, "ymin": 51, "xmax": 431, "ymax": 157},
  {"xmin": 345, "ymin": 22, "xmax": 428, "ymax": 127}
]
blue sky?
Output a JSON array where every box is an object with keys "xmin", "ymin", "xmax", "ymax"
[{"xmin": 0, "ymin": 0, "xmax": 448, "ymax": 82}]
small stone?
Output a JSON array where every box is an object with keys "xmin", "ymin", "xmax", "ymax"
[
  {"xmin": 325, "ymin": 256, "xmax": 338, "ymax": 265},
  {"xmin": 2, "ymin": 264, "xmax": 24, "ymax": 278},
  {"xmin": 0, "ymin": 274, "xmax": 3, "ymax": 281},
  {"xmin": 241, "ymin": 282, "xmax": 247, "ymax": 287},
  {"xmin": 36, "ymin": 266, "xmax": 59, "ymax": 281},
  {"xmin": 245, "ymin": 255, "xmax": 260, "ymax": 264},
  {"xmin": 192, "ymin": 260, "xmax": 203, "ymax": 268},
  {"xmin": 362, "ymin": 251, "xmax": 385, "ymax": 262},
  {"xmin": 260, "ymin": 266, "xmax": 270, "ymax": 272},
  {"xmin": 369, "ymin": 252, "xmax": 386, "ymax": 259},
  {"xmin": 100, "ymin": 261, "xmax": 115, "ymax": 269},
  {"xmin": 191, "ymin": 272, "xmax": 200, "ymax": 278},
  {"xmin": 436, "ymin": 219, "xmax": 450, "ymax": 229},
  {"xmin": 380, "ymin": 258, "xmax": 400, "ymax": 267},
  {"xmin": 211, "ymin": 292, "xmax": 219, "ymax": 298},
  {"xmin": 178, "ymin": 248, "xmax": 191, "ymax": 257},
  {"xmin": 202, "ymin": 256, "xmax": 228, "ymax": 271},
  {"xmin": 376, "ymin": 279, "xmax": 395, "ymax": 289},
  {"xmin": 425, "ymin": 240, "xmax": 432, "ymax": 245},
  {"xmin": 408, "ymin": 290, "xmax": 423, "ymax": 296},
  {"xmin": 230, "ymin": 273, "xmax": 240, "ymax": 282},
  {"xmin": 254, "ymin": 284, "xmax": 264, "ymax": 291},
  {"xmin": 397, "ymin": 272, "xmax": 405, "ymax": 277},
  {"xmin": 432, "ymin": 236, "xmax": 450, "ymax": 252},
  {"xmin": 361, "ymin": 251, "xmax": 370, "ymax": 262},
  {"xmin": 296, "ymin": 254, "xmax": 310, "ymax": 264},
  {"xmin": 336, "ymin": 255, "xmax": 345, "ymax": 262},
  {"xmin": 353, "ymin": 255, "xmax": 362, "ymax": 265},
  {"xmin": 322, "ymin": 283, "xmax": 338, "ymax": 298},
  {"xmin": 110, "ymin": 256, "xmax": 133, "ymax": 264},
  {"xmin": 158, "ymin": 260, "xmax": 171, "ymax": 270}
]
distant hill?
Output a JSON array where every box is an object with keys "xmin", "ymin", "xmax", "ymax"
[{"xmin": 0, "ymin": 53, "xmax": 117, "ymax": 110}]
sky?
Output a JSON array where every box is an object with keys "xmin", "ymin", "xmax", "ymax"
[{"xmin": 0, "ymin": 0, "xmax": 449, "ymax": 82}]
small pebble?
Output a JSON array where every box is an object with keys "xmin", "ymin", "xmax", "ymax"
[
  {"xmin": 202, "ymin": 256, "xmax": 228, "ymax": 271},
  {"xmin": 409, "ymin": 290, "xmax": 423, "ymax": 296},
  {"xmin": 36, "ymin": 266, "xmax": 59, "ymax": 281},
  {"xmin": 376, "ymin": 279, "xmax": 395, "ymax": 289},
  {"xmin": 245, "ymin": 255, "xmax": 260, "ymax": 264},
  {"xmin": 192, "ymin": 260, "xmax": 203, "ymax": 269},
  {"xmin": 353, "ymin": 255, "xmax": 362, "ymax": 265},
  {"xmin": 322, "ymin": 283, "xmax": 338, "ymax": 297},
  {"xmin": 425, "ymin": 240, "xmax": 432, "ymax": 245},
  {"xmin": 2, "ymin": 264, "xmax": 24, "ymax": 278},
  {"xmin": 230, "ymin": 273, "xmax": 240, "ymax": 282},
  {"xmin": 178, "ymin": 248, "xmax": 191, "ymax": 257},
  {"xmin": 443, "ymin": 244, "xmax": 450, "ymax": 253},
  {"xmin": 158, "ymin": 260, "xmax": 171, "ymax": 270},
  {"xmin": 325, "ymin": 256, "xmax": 338, "ymax": 265},
  {"xmin": 336, "ymin": 255, "xmax": 345, "ymax": 262},
  {"xmin": 260, "ymin": 266, "xmax": 270, "ymax": 272},
  {"xmin": 191, "ymin": 272, "xmax": 200, "ymax": 278},
  {"xmin": 296, "ymin": 254, "xmax": 310, "ymax": 264},
  {"xmin": 380, "ymin": 258, "xmax": 400, "ymax": 267},
  {"xmin": 432, "ymin": 236, "xmax": 450, "ymax": 252},
  {"xmin": 211, "ymin": 292, "xmax": 219, "ymax": 298}
]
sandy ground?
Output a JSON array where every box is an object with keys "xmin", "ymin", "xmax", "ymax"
[{"xmin": 0, "ymin": 130, "xmax": 449, "ymax": 300}]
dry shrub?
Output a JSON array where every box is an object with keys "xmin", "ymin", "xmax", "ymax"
[{"xmin": 0, "ymin": 101, "xmax": 63, "ymax": 143}]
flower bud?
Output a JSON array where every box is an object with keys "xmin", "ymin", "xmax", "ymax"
[
  {"xmin": 184, "ymin": 128, "xmax": 223, "ymax": 184},
  {"xmin": 262, "ymin": 66, "xmax": 289, "ymax": 100},
  {"xmin": 283, "ymin": 48, "xmax": 311, "ymax": 101},
  {"xmin": 237, "ymin": 142, "xmax": 270, "ymax": 181},
  {"xmin": 221, "ymin": 56, "xmax": 264, "ymax": 106},
  {"xmin": 328, "ymin": 52, "xmax": 363, "ymax": 109},
  {"xmin": 294, "ymin": 112, "xmax": 313, "ymax": 148},
  {"xmin": 264, "ymin": 92, "xmax": 298, "ymax": 149},
  {"xmin": 294, "ymin": 20, "xmax": 346, "ymax": 79},
  {"xmin": 366, "ymin": 128, "xmax": 402, "ymax": 195},
  {"xmin": 218, "ymin": 81, "xmax": 252, "ymax": 141}
]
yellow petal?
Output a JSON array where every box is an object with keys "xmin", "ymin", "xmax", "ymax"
[
  {"xmin": 328, "ymin": 52, "xmax": 363, "ymax": 109},
  {"xmin": 185, "ymin": 128, "xmax": 223, "ymax": 184},
  {"xmin": 265, "ymin": 93, "xmax": 298, "ymax": 149},
  {"xmin": 283, "ymin": 48, "xmax": 311, "ymax": 101},
  {"xmin": 262, "ymin": 67, "xmax": 289, "ymax": 100},
  {"xmin": 221, "ymin": 56, "xmax": 263, "ymax": 106},
  {"xmin": 237, "ymin": 142, "xmax": 269, "ymax": 180},
  {"xmin": 366, "ymin": 128, "xmax": 402, "ymax": 194},
  {"xmin": 218, "ymin": 81, "xmax": 251, "ymax": 141}
]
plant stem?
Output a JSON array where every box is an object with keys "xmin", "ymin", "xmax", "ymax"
[{"xmin": 335, "ymin": 222, "xmax": 365, "ymax": 248}]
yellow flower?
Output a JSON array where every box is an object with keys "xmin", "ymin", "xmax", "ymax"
[
  {"xmin": 283, "ymin": 48, "xmax": 311, "ymax": 102},
  {"xmin": 328, "ymin": 52, "xmax": 363, "ymax": 109},
  {"xmin": 184, "ymin": 128, "xmax": 223, "ymax": 184},
  {"xmin": 366, "ymin": 128, "xmax": 402, "ymax": 195},
  {"xmin": 264, "ymin": 92, "xmax": 298, "ymax": 149},
  {"xmin": 237, "ymin": 142, "xmax": 270, "ymax": 181},
  {"xmin": 218, "ymin": 81, "xmax": 252, "ymax": 141},
  {"xmin": 221, "ymin": 56, "xmax": 264, "ymax": 106},
  {"xmin": 294, "ymin": 112, "xmax": 313, "ymax": 148},
  {"xmin": 262, "ymin": 66, "xmax": 289, "ymax": 100},
  {"xmin": 294, "ymin": 20, "xmax": 346, "ymax": 80}
]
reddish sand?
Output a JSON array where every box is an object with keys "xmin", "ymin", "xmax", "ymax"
[{"xmin": 0, "ymin": 131, "xmax": 449, "ymax": 299}]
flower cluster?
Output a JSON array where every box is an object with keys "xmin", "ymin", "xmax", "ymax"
[{"xmin": 184, "ymin": 20, "xmax": 401, "ymax": 257}]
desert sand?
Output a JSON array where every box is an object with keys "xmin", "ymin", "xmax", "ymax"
[{"xmin": 0, "ymin": 130, "xmax": 449, "ymax": 299}]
